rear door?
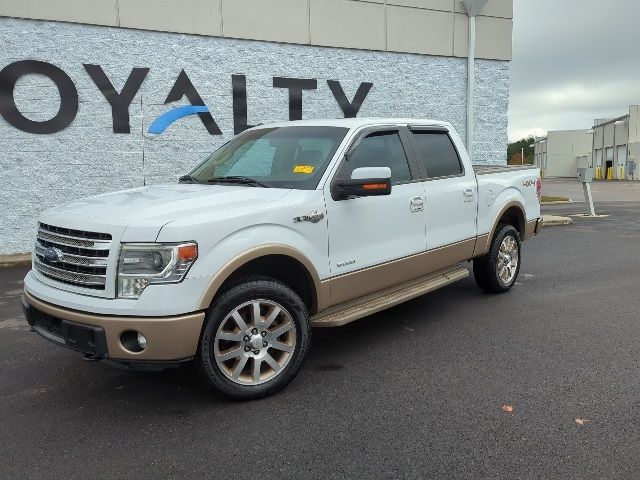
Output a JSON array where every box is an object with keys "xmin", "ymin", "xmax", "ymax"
[
  {"xmin": 408, "ymin": 127, "xmax": 477, "ymax": 256},
  {"xmin": 324, "ymin": 127, "xmax": 427, "ymax": 304}
]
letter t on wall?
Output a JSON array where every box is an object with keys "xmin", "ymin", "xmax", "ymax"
[{"xmin": 273, "ymin": 77, "xmax": 317, "ymax": 121}]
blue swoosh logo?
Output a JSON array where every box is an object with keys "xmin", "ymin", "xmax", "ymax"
[{"xmin": 148, "ymin": 105, "xmax": 209, "ymax": 134}]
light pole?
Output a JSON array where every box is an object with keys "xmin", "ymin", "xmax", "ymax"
[{"xmin": 462, "ymin": 0, "xmax": 488, "ymax": 163}]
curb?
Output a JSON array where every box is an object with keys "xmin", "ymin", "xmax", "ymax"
[
  {"xmin": 0, "ymin": 253, "xmax": 32, "ymax": 269},
  {"xmin": 541, "ymin": 200, "xmax": 573, "ymax": 205},
  {"xmin": 568, "ymin": 214, "xmax": 609, "ymax": 219},
  {"xmin": 541, "ymin": 215, "xmax": 573, "ymax": 227}
]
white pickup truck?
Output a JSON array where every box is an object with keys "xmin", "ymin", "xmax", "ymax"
[{"xmin": 22, "ymin": 118, "xmax": 541, "ymax": 399}]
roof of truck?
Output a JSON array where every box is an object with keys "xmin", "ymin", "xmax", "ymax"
[{"xmin": 251, "ymin": 118, "xmax": 451, "ymax": 130}]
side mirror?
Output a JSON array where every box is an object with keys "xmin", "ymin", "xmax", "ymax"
[{"xmin": 334, "ymin": 167, "xmax": 392, "ymax": 200}]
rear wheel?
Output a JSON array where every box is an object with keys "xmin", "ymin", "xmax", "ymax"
[
  {"xmin": 473, "ymin": 224, "xmax": 521, "ymax": 293},
  {"xmin": 197, "ymin": 276, "xmax": 311, "ymax": 400}
]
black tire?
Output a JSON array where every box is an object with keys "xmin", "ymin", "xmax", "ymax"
[
  {"xmin": 197, "ymin": 275, "xmax": 311, "ymax": 400},
  {"xmin": 473, "ymin": 224, "xmax": 521, "ymax": 293}
]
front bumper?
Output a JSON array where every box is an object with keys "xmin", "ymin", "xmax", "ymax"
[
  {"xmin": 25, "ymin": 269, "xmax": 212, "ymax": 317},
  {"xmin": 22, "ymin": 291, "xmax": 205, "ymax": 362}
]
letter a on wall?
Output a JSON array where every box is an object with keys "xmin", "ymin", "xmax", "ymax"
[{"xmin": 161, "ymin": 70, "xmax": 221, "ymax": 135}]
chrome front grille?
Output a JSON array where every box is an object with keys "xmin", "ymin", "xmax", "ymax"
[
  {"xmin": 34, "ymin": 243, "xmax": 108, "ymax": 267},
  {"xmin": 34, "ymin": 223, "xmax": 112, "ymax": 290}
]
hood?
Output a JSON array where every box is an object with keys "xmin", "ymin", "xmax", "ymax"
[{"xmin": 46, "ymin": 184, "xmax": 291, "ymax": 224}]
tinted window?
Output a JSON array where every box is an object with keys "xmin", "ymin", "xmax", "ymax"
[
  {"xmin": 347, "ymin": 131, "xmax": 412, "ymax": 184},
  {"xmin": 412, "ymin": 132, "xmax": 463, "ymax": 178},
  {"xmin": 189, "ymin": 126, "xmax": 348, "ymax": 189}
]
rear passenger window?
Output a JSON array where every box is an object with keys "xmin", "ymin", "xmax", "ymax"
[
  {"xmin": 412, "ymin": 132, "xmax": 463, "ymax": 178},
  {"xmin": 347, "ymin": 131, "xmax": 412, "ymax": 185}
]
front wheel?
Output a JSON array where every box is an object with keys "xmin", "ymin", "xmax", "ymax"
[
  {"xmin": 473, "ymin": 224, "xmax": 521, "ymax": 293},
  {"xmin": 197, "ymin": 276, "xmax": 311, "ymax": 400}
]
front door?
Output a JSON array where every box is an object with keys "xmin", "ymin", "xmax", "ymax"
[{"xmin": 324, "ymin": 128, "xmax": 427, "ymax": 304}]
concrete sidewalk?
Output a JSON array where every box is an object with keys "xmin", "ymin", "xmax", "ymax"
[{"xmin": 0, "ymin": 253, "xmax": 31, "ymax": 268}]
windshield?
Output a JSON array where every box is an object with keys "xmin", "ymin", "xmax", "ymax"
[{"xmin": 186, "ymin": 126, "xmax": 349, "ymax": 189}]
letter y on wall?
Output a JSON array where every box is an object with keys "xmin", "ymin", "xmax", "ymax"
[
  {"xmin": 327, "ymin": 80, "xmax": 373, "ymax": 118},
  {"xmin": 84, "ymin": 64, "xmax": 149, "ymax": 134}
]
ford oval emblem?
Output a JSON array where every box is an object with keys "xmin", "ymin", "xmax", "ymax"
[{"xmin": 43, "ymin": 247, "xmax": 64, "ymax": 263}]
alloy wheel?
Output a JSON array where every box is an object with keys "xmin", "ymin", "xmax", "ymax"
[
  {"xmin": 497, "ymin": 235, "xmax": 519, "ymax": 285},
  {"xmin": 213, "ymin": 299, "xmax": 297, "ymax": 386}
]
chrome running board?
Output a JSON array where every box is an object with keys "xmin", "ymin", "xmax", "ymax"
[{"xmin": 311, "ymin": 264, "xmax": 469, "ymax": 328}]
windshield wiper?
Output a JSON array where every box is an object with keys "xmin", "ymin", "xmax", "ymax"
[
  {"xmin": 178, "ymin": 175, "xmax": 201, "ymax": 184},
  {"xmin": 206, "ymin": 176, "xmax": 269, "ymax": 188}
]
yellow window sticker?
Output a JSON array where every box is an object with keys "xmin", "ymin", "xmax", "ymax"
[{"xmin": 293, "ymin": 165, "xmax": 315, "ymax": 174}]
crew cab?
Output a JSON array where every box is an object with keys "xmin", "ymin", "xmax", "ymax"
[{"xmin": 22, "ymin": 118, "xmax": 541, "ymax": 399}]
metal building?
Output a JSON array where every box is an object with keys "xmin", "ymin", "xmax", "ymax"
[
  {"xmin": 590, "ymin": 106, "xmax": 640, "ymax": 180},
  {"xmin": 533, "ymin": 130, "xmax": 592, "ymax": 178}
]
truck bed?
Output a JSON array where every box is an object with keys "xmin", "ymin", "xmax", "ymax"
[{"xmin": 473, "ymin": 164, "xmax": 538, "ymax": 175}]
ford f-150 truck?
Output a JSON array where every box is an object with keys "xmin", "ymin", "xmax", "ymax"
[{"xmin": 22, "ymin": 118, "xmax": 541, "ymax": 399}]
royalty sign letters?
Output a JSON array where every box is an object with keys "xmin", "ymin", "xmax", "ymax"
[{"xmin": 0, "ymin": 60, "xmax": 374, "ymax": 136}]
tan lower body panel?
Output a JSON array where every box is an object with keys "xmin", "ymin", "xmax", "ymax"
[
  {"xmin": 24, "ymin": 291, "xmax": 205, "ymax": 361},
  {"xmin": 329, "ymin": 238, "xmax": 476, "ymax": 306},
  {"xmin": 330, "ymin": 252, "xmax": 427, "ymax": 306},
  {"xmin": 312, "ymin": 264, "xmax": 469, "ymax": 328},
  {"xmin": 425, "ymin": 238, "xmax": 475, "ymax": 273}
]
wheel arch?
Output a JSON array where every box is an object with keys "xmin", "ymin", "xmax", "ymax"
[
  {"xmin": 197, "ymin": 245, "xmax": 329, "ymax": 315},
  {"xmin": 475, "ymin": 201, "xmax": 526, "ymax": 256}
]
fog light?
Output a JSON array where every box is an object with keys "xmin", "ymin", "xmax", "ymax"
[
  {"xmin": 118, "ymin": 277, "xmax": 150, "ymax": 299},
  {"xmin": 120, "ymin": 330, "xmax": 146, "ymax": 353}
]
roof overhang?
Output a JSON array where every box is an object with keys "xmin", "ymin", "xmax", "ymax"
[{"xmin": 592, "ymin": 114, "xmax": 630, "ymax": 129}]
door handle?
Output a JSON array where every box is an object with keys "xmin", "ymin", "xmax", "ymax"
[
  {"xmin": 410, "ymin": 195, "xmax": 425, "ymax": 212},
  {"xmin": 463, "ymin": 188, "xmax": 475, "ymax": 202}
]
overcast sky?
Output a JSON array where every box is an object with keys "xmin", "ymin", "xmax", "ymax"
[{"xmin": 508, "ymin": 0, "xmax": 640, "ymax": 141}]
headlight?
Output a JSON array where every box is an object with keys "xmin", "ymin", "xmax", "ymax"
[{"xmin": 117, "ymin": 242, "xmax": 198, "ymax": 299}]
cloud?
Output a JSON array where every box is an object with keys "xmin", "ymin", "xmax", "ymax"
[{"xmin": 508, "ymin": 0, "xmax": 640, "ymax": 141}]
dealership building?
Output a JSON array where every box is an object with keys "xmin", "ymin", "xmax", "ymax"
[{"xmin": 0, "ymin": 0, "xmax": 514, "ymax": 255}]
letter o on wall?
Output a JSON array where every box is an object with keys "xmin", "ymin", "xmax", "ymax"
[{"xmin": 0, "ymin": 60, "xmax": 78, "ymax": 134}]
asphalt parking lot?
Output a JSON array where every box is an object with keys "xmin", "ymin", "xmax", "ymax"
[{"xmin": 2, "ymin": 182, "xmax": 640, "ymax": 479}]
